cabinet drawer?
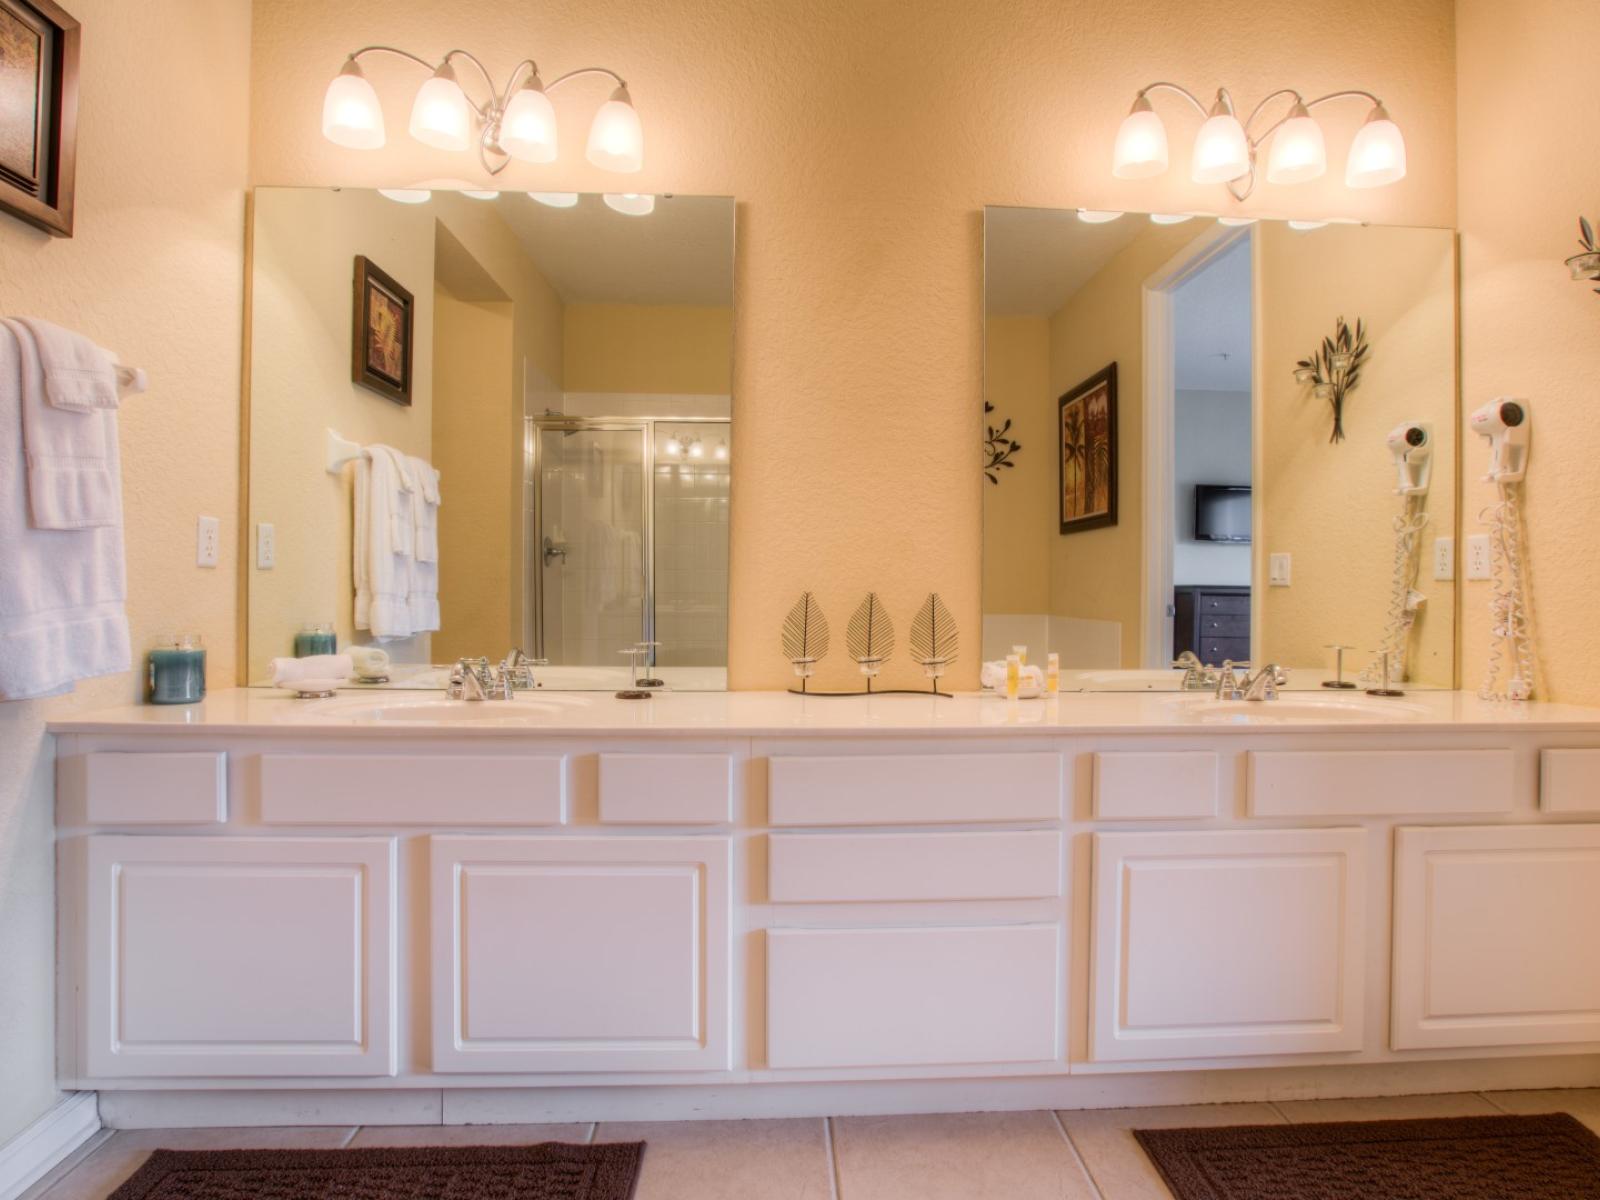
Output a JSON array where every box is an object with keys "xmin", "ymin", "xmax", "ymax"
[
  {"xmin": 1198, "ymin": 614, "xmax": 1250, "ymax": 638},
  {"xmin": 1094, "ymin": 752, "xmax": 1218, "ymax": 819},
  {"xmin": 768, "ymin": 831, "xmax": 1061, "ymax": 903},
  {"xmin": 768, "ymin": 753, "xmax": 1060, "ymax": 826},
  {"xmin": 1201, "ymin": 637, "xmax": 1250, "ymax": 665},
  {"xmin": 68, "ymin": 752, "xmax": 226, "ymax": 825},
  {"xmin": 766, "ymin": 925, "xmax": 1059, "ymax": 1068},
  {"xmin": 1542, "ymin": 750, "xmax": 1600, "ymax": 813},
  {"xmin": 1249, "ymin": 749, "xmax": 1513, "ymax": 816},
  {"xmin": 600, "ymin": 754, "xmax": 732, "ymax": 824},
  {"xmin": 259, "ymin": 755, "xmax": 565, "ymax": 825},
  {"xmin": 1199, "ymin": 593, "xmax": 1251, "ymax": 615}
]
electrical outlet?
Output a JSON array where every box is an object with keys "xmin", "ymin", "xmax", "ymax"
[
  {"xmin": 1269, "ymin": 552, "xmax": 1291, "ymax": 587},
  {"xmin": 256, "ymin": 523, "xmax": 276, "ymax": 570},
  {"xmin": 1433, "ymin": 536, "xmax": 1455, "ymax": 581},
  {"xmin": 196, "ymin": 516, "xmax": 219, "ymax": 568},
  {"xmin": 1466, "ymin": 534, "xmax": 1493, "ymax": 580}
]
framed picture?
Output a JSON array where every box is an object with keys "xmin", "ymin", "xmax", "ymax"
[
  {"xmin": 1058, "ymin": 362, "xmax": 1118, "ymax": 534},
  {"xmin": 351, "ymin": 255, "xmax": 414, "ymax": 406},
  {"xmin": 0, "ymin": 0, "xmax": 80, "ymax": 238}
]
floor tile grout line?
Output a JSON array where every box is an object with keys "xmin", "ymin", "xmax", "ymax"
[
  {"xmin": 823, "ymin": 1115, "xmax": 843, "ymax": 1200},
  {"xmin": 586, "ymin": 1122, "xmax": 598, "ymax": 1144},
  {"xmin": 1049, "ymin": 1110, "xmax": 1108, "ymax": 1200},
  {"xmin": 1265, "ymin": 1100, "xmax": 1294, "ymax": 1125},
  {"xmin": 1478, "ymin": 1091, "xmax": 1512, "ymax": 1114}
]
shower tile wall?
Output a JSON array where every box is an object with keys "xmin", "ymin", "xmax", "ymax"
[{"xmin": 655, "ymin": 422, "xmax": 729, "ymax": 667}]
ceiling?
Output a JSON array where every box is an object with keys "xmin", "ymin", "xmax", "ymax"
[
  {"xmin": 491, "ymin": 192, "xmax": 735, "ymax": 307},
  {"xmin": 1172, "ymin": 236, "xmax": 1252, "ymax": 393}
]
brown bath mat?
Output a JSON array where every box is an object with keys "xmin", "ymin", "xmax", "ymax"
[
  {"xmin": 107, "ymin": 1141, "xmax": 644, "ymax": 1200},
  {"xmin": 1135, "ymin": 1113, "xmax": 1600, "ymax": 1199}
]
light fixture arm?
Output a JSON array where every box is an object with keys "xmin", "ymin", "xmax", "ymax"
[{"xmin": 546, "ymin": 66, "xmax": 628, "ymax": 92}]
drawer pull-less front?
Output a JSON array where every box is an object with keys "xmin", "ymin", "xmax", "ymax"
[
  {"xmin": 1249, "ymin": 750, "xmax": 1513, "ymax": 817},
  {"xmin": 260, "ymin": 755, "xmax": 565, "ymax": 825},
  {"xmin": 70, "ymin": 752, "xmax": 227, "ymax": 825},
  {"xmin": 1094, "ymin": 752, "xmax": 1217, "ymax": 820},
  {"xmin": 768, "ymin": 830, "xmax": 1061, "ymax": 902},
  {"xmin": 768, "ymin": 753, "xmax": 1060, "ymax": 826},
  {"xmin": 600, "ymin": 754, "xmax": 732, "ymax": 824}
]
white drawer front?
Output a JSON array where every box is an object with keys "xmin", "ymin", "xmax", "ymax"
[
  {"xmin": 599, "ymin": 753, "xmax": 732, "ymax": 824},
  {"xmin": 768, "ymin": 753, "xmax": 1061, "ymax": 826},
  {"xmin": 1091, "ymin": 827, "xmax": 1365, "ymax": 1061},
  {"xmin": 1249, "ymin": 749, "xmax": 1513, "ymax": 816},
  {"xmin": 72, "ymin": 752, "xmax": 226, "ymax": 825},
  {"xmin": 766, "ymin": 925, "xmax": 1060, "ymax": 1068},
  {"xmin": 1542, "ymin": 750, "xmax": 1600, "ymax": 813},
  {"xmin": 1094, "ymin": 752, "xmax": 1218, "ymax": 819},
  {"xmin": 1393, "ymin": 824, "xmax": 1600, "ymax": 1050},
  {"xmin": 768, "ymin": 831, "xmax": 1061, "ymax": 902},
  {"xmin": 259, "ymin": 754, "xmax": 565, "ymax": 825}
]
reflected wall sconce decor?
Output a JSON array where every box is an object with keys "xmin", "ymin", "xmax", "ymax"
[
  {"xmin": 1567, "ymin": 217, "xmax": 1600, "ymax": 295},
  {"xmin": 983, "ymin": 401, "xmax": 1022, "ymax": 485},
  {"xmin": 1294, "ymin": 315, "xmax": 1369, "ymax": 443},
  {"xmin": 1112, "ymin": 83, "xmax": 1406, "ymax": 201},
  {"xmin": 321, "ymin": 46, "xmax": 643, "ymax": 176}
]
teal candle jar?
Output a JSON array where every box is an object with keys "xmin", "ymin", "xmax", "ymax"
[
  {"xmin": 148, "ymin": 634, "xmax": 206, "ymax": 705},
  {"xmin": 294, "ymin": 623, "xmax": 336, "ymax": 657}
]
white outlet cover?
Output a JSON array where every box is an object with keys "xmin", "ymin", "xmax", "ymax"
[
  {"xmin": 1269, "ymin": 552, "xmax": 1291, "ymax": 587},
  {"xmin": 196, "ymin": 516, "xmax": 219, "ymax": 568},
  {"xmin": 1466, "ymin": 533, "xmax": 1493, "ymax": 580},
  {"xmin": 257, "ymin": 522, "xmax": 276, "ymax": 570},
  {"xmin": 1433, "ymin": 536, "xmax": 1455, "ymax": 581}
]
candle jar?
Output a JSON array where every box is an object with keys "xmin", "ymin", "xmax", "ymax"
[
  {"xmin": 294, "ymin": 623, "xmax": 337, "ymax": 657},
  {"xmin": 148, "ymin": 634, "xmax": 206, "ymax": 705}
]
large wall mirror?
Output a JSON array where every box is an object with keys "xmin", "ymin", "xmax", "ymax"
[
  {"xmin": 984, "ymin": 207, "xmax": 1458, "ymax": 690},
  {"xmin": 246, "ymin": 188, "xmax": 734, "ymax": 690}
]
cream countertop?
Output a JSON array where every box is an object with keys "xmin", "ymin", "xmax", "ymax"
[{"xmin": 44, "ymin": 687, "xmax": 1600, "ymax": 737}]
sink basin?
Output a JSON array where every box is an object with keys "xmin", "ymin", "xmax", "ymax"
[
  {"xmin": 304, "ymin": 694, "xmax": 592, "ymax": 724},
  {"xmin": 1168, "ymin": 694, "xmax": 1432, "ymax": 724}
]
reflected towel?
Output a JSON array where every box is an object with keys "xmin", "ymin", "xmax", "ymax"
[
  {"xmin": 271, "ymin": 654, "xmax": 353, "ymax": 686},
  {"xmin": 979, "ymin": 660, "xmax": 1045, "ymax": 690}
]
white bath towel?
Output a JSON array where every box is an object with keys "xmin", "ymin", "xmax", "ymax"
[
  {"xmin": 15, "ymin": 315, "xmax": 122, "ymax": 412},
  {"xmin": 0, "ymin": 320, "xmax": 142, "ymax": 700},
  {"xmin": 271, "ymin": 654, "xmax": 354, "ymax": 686},
  {"xmin": 402, "ymin": 455, "xmax": 440, "ymax": 632},
  {"xmin": 354, "ymin": 445, "xmax": 415, "ymax": 640}
]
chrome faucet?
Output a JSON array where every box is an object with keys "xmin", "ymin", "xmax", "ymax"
[
  {"xmin": 1242, "ymin": 663, "xmax": 1289, "ymax": 701},
  {"xmin": 1214, "ymin": 660, "xmax": 1247, "ymax": 700},
  {"xmin": 1172, "ymin": 651, "xmax": 1218, "ymax": 691},
  {"xmin": 447, "ymin": 651, "xmax": 548, "ymax": 701}
]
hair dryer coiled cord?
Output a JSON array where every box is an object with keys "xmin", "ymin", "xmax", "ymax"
[
  {"xmin": 1362, "ymin": 495, "xmax": 1428, "ymax": 686},
  {"xmin": 1480, "ymin": 482, "xmax": 1536, "ymax": 701}
]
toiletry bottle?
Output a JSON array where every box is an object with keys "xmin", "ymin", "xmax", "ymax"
[
  {"xmin": 148, "ymin": 634, "xmax": 206, "ymax": 705},
  {"xmin": 1012, "ymin": 644, "xmax": 1028, "ymax": 667},
  {"xmin": 1046, "ymin": 653, "xmax": 1060, "ymax": 696},
  {"xmin": 1005, "ymin": 653, "xmax": 1021, "ymax": 699}
]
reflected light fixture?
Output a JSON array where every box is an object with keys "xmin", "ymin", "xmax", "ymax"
[
  {"xmin": 603, "ymin": 192, "xmax": 655, "ymax": 216},
  {"xmin": 1216, "ymin": 215, "xmax": 1258, "ymax": 226},
  {"xmin": 1112, "ymin": 83, "xmax": 1405, "ymax": 200},
  {"xmin": 529, "ymin": 191, "xmax": 579, "ymax": 208},
  {"xmin": 1149, "ymin": 212, "xmax": 1194, "ymax": 225},
  {"xmin": 1076, "ymin": 209, "xmax": 1123, "ymax": 223},
  {"xmin": 377, "ymin": 187, "xmax": 431, "ymax": 204},
  {"xmin": 713, "ymin": 439, "xmax": 728, "ymax": 461},
  {"xmin": 321, "ymin": 47, "xmax": 644, "ymax": 177},
  {"xmin": 664, "ymin": 436, "xmax": 683, "ymax": 457},
  {"xmin": 1287, "ymin": 218, "xmax": 1330, "ymax": 230}
]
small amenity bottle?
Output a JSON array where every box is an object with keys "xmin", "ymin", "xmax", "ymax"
[
  {"xmin": 1005, "ymin": 653, "xmax": 1021, "ymax": 699},
  {"xmin": 148, "ymin": 634, "xmax": 206, "ymax": 705},
  {"xmin": 1012, "ymin": 643, "xmax": 1028, "ymax": 667},
  {"xmin": 294, "ymin": 622, "xmax": 336, "ymax": 657},
  {"xmin": 1046, "ymin": 652, "xmax": 1060, "ymax": 696}
]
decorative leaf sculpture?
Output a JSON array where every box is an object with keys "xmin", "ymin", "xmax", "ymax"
[
  {"xmin": 781, "ymin": 591, "xmax": 830, "ymax": 678},
  {"xmin": 846, "ymin": 592, "xmax": 895, "ymax": 678},
  {"xmin": 1293, "ymin": 315, "xmax": 1369, "ymax": 443},
  {"xmin": 908, "ymin": 592, "xmax": 958, "ymax": 668},
  {"xmin": 984, "ymin": 400, "xmax": 1022, "ymax": 484},
  {"xmin": 1569, "ymin": 216, "xmax": 1600, "ymax": 296}
]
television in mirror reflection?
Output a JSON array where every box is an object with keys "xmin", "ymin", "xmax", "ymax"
[
  {"xmin": 247, "ymin": 188, "xmax": 734, "ymax": 690},
  {"xmin": 982, "ymin": 207, "xmax": 1458, "ymax": 691}
]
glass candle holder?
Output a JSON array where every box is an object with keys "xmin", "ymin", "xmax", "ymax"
[
  {"xmin": 148, "ymin": 634, "xmax": 206, "ymax": 705},
  {"xmin": 294, "ymin": 623, "xmax": 337, "ymax": 657}
]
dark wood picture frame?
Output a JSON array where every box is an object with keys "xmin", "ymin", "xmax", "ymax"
[
  {"xmin": 0, "ymin": 0, "xmax": 80, "ymax": 238},
  {"xmin": 351, "ymin": 255, "xmax": 414, "ymax": 406},
  {"xmin": 1058, "ymin": 362, "xmax": 1118, "ymax": 535}
]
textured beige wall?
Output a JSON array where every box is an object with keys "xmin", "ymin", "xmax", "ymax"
[
  {"xmin": 981, "ymin": 315, "xmax": 1051, "ymax": 613},
  {"xmin": 248, "ymin": 188, "xmax": 437, "ymax": 680},
  {"xmin": 563, "ymin": 304, "xmax": 733, "ymax": 394},
  {"xmin": 248, "ymin": 0, "xmax": 1458, "ymax": 689},
  {"xmin": 1457, "ymin": 0, "xmax": 1600, "ymax": 705},
  {"xmin": 1256, "ymin": 222, "xmax": 1458, "ymax": 685},
  {"xmin": 0, "ymin": 0, "xmax": 251, "ymax": 1145}
]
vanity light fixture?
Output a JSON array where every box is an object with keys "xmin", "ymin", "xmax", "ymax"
[
  {"xmin": 713, "ymin": 439, "xmax": 728, "ymax": 461},
  {"xmin": 1287, "ymin": 218, "xmax": 1330, "ymax": 231},
  {"xmin": 528, "ymin": 191, "xmax": 579, "ymax": 208},
  {"xmin": 1149, "ymin": 212, "xmax": 1194, "ymax": 225},
  {"xmin": 376, "ymin": 187, "xmax": 431, "ymax": 204},
  {"xmin": 663, "ymin": 436, "xmax": 683, "ymax": 457},
  {"xmin": 321, "ymin": 47, "xmax": 643, "ymax": 176},
  {"xmin": 1111, "ymin": 83, "xmax": 1406, "ymax": 200},
  {"xmin": 1075, "ymin": 209, "xmax": 1123, "ymax": 224},
  {"xmin": 1216, "ymin": 216, "xmax": 1259, "ymax": 226},
  {"xmin": 603, "ymin": 192, "xmax": 656, "ymax": 216}
]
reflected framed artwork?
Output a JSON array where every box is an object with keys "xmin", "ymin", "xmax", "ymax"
[
  {"xmin": 1058, "ymin": 362, "xmax": 1117, "ymax": 534},
  {"xmin": 0, "ymin": 0, "xmax": 79, "ymax": 237},
  {"xmin": 351, "ymin": 255, "xmax": 414, "ymax": 405}
]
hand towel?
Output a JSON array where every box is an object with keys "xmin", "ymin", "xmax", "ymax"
[
  {"xmin": 406, "ymin": 455, "xmax": 440, "ymax": 564},
  {"xmin": 0, "ymin": 321, "xmax": 132, "ymax": 699},
  {"xmin": 354, "ymin": 445, "xmax": 415, "ymax": 640},
  {"xmin": 271, "ymin": 654, "xmax": 353, "ymax": 686},
  {"xmin": 349, "ymin": 645, "xmax": 390, "ymax": 678},
  {"xmin": 16, "ymin": 316, "xmax": 121, "ymax": 412},
  {"xmin": 980, "ymin": 660, "xmax": 1045, "ymax": 690}
]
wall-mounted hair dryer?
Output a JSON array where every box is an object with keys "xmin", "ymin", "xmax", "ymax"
[
  {"xmin": 1386, "ymin": 422, "xmax": 1432, "ymax": 495},
  {"xmin": 1468, "ymin": 398, "xmax": 1530, "ymax": 482}
]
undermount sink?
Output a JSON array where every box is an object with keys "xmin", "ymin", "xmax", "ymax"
[
  {"xmin": 304, "ymin": 694, "xmax": 593, "ymax": 723},
  {"xmin": 1168, "ymin": 694, "xmax": 1432, "ymax": 723}
]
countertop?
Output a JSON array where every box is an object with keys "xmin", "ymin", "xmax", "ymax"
[{"xmin": 45, "ymin": 687, "xmax": 1600, "ymax": 738}]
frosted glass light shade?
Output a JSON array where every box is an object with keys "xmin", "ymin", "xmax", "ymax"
[
  {"xmin": 1265, "ymin": 108, "xmax": 1326, "ymax": 184},
  {"xmin": 1191, "ymin": 111, "xmax": 1250, "ymax": 184},
  {"xmin": 587, "ymin": 86, "xmax": 643, "ymax": 172},
  {"xmin": 409, "ymin": 64, "xmax": 472, "ymax": 152},
  {"xmin": 501, "ymin": 77, "xmax": 558, "ymax": 163},
  {"xmin": 1076, "ymin": 209, "xmax": 1123, "ymax": 223},
  {"xmin": 377, "ymin": 188, "xmax": 431, "ymax": 204},
  {"xmin": 529, "ymin": 191, "xmax": 579, "ymax": 208},
  {"xmin": 322, "ymin": 61, "xmax": 385, "ymax": 150},
  {"xmin": 1111, "ymin": 103, "xmax": 1168, "ymax": 179},
  {"xmin": 1149, "ymin": 212, "xmax": 1194, "ymax": 225},
  {"xmin": 603, "ymin": 192, "xmax": 655, "ymax": 216},
  {"xmin": 1345, "ymin": 107, "xmax": 1407, "ymax": 188}
]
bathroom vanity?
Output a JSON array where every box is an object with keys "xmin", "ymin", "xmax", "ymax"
[{"xmin": 51, "ymin": 689, "xmax": 1600, "ymax": 1124}]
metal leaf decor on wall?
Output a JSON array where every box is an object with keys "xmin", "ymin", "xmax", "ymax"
[
  {"xmin": 984, "ymin": 400, "xmax": 1022, "ymax": 484},
  {"xmin": 781, "ymin": 591, "xmax": 830, "ymax": 686},
  {"xmin": 908, "ymin": 592, "xmax": 959, "ymax": 692},
  {"xmin": 846, "ymin": 592, "xmax": 896, "ymax": 682},
  {"xmin": 1566, "ymin": 217, "xmax": 1600, "ymax": 295},
  {"xmin": 1294, "ymin": 315, "xmax": 1369, "ymax": 444}
]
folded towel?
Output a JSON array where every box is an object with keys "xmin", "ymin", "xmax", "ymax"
[
  {"xmin": 271, "ymin": 654, "xmax": 353, "ymax": 686},
  {"xmin": 407, "ymin": 455, "xmax": 440, "ymax": 564},
  {"xmin": 349, "ymin": 645, "xmax": 390, "ymax": 678},
  {"xmin": 355, "ymin": 446, "xmax": 414, "ymax": 639},
  {"xmin": 980, "ymin": 660, "xmax": 1045, "ymax": 690},
  {"xmin": 16, "ymin": 316, "xmax": 121, "ymax": 412}
]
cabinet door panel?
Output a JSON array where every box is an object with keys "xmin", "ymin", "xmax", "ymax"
[
  {"xmin": 1091, "ymin": 828, "xmax": 1365, "ymax": 1062},
  {"xmin": 1393, "ymin": 824, "xmax": 1600, "ymax": 1050},
  {"xmin": 431, "ymin": 836, "xmax": 731, "ymax": 1072},
  {"xmin": 83, "ymin": 836, "xmax": 395, "ymax": 1078}
]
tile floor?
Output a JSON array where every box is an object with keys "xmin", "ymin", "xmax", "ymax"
[{"xmin": 21, "ymin": 1089, "xmax": 1600, "ymax": 1200}]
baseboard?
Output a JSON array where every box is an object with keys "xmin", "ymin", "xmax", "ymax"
[{"xmin": 0, "ymin": 1093, "xmax": 100, "ymax": 1200}]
